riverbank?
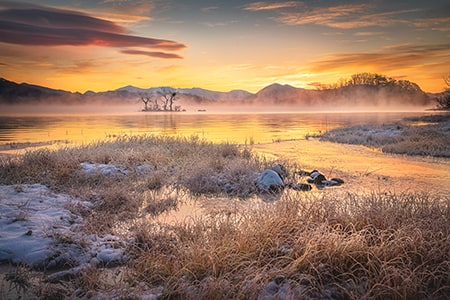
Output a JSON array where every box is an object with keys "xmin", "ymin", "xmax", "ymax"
[
  {"xmin": 319, "ymin": 113, "xmax": 450, "ymax": 157},
  {"xmin": 1, "ymin": 134, "xmax": 449, "ymax": 299}
]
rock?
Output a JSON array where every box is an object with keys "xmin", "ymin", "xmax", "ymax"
[
  {"xmin": 309, "ymin": 171, "xmax": 326, "ymax": 185},
  {"xmin": 296, "ymin": 169, "xmax": 311, "ymax": 176},
  {"xmin": 330, "ymin": 178, "xmax": 344, "ymax": 184},
  {"xmin": 257, "ymin": 169, "xmax": 285, "ymax": 192},
  {"xmin": 291, "ymin": 183, "xmax": 312, "ymax": 191},
  {"xmin": 271, "ymin": 164, "xmax": 288, "ymax": 180},
  {"xmin": 322, "ymin": 180, "xmax": 339, "ymax": 186}
]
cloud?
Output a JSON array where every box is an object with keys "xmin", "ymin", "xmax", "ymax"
[
  {"xmin": 121, "ymin": 49, "xmax": 183, "ymax": 59},
  {"xmin": 246, "ymin": 2, "xmax": 422, "ymax": 30},
  {"xmin": 0, "ymin": 3, "xmax": 186, "ymax": 55},
  {"xmin": 273, "ymin": 4, "xmax": 380, "ymax": 28},
  {"xmin": 201, "ymin": 6, "xmax": 219, "ymax": 12},
  {"xmin": 412, "ymin": 17, "xmax": 450, "ymax": 31},
  {"xmin": 93, "ymin": 0, "xmax": 154, "ymax": 23},
  {"xmin": 354, "ymin": 31, "xmax": 385, "ymax": 36},
  {"xmin": 308, "ymin": 43, "xmax": 450, "ymax": 73},
  {"xmin": 243, "ymin": 1, "xmax": 301, "ymax": 11}
]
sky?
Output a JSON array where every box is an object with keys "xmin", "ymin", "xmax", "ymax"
[{"xmin": 0, "ymin": 0, "xmax": 449, "ymax": 93}]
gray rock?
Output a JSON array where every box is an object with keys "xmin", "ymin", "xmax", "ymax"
[
  {"xmin": 330, "ymin": 177, "xmax": 345, "ymax": 184},
  {"xmin": 291, "ymin": 183, "xmax": 312, "ymax": 191},
  {"xmin": 309, "ymin": 171, "xmax": 326, "ymax": 185},
  {"xmin": 257, "ymin": 169, "xmax": 285, "ymax": 192},
  {"xmin": 271, "ymin": 164, "xmax": 288, "ymax": 180}
]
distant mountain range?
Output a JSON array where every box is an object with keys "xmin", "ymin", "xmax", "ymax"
[{"xmin": 0, "ymin": 77, "xmax": 438, "ymax": 109}]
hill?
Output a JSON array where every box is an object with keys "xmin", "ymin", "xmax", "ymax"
[{"xmin": 0, "ymin": 74, "xmax": 435, "ymax": 109}]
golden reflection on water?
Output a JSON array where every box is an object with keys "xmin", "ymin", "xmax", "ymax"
[
  {"xmin": 0, "ymin": 112, "xmax": 336, "ymax": 148},
  {"xmin": 0, "ymin": 111, "xmax": 422, "ymax": 151}
]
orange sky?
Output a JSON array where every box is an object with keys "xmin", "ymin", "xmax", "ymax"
[{"xmin": 1, "ymin": 1, "xmax": 449, "ymax": 93}]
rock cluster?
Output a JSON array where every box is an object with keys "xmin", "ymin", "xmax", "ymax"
[{"xmin": 256, "ymin": 165, "xmax": 345, "ymax": 196}]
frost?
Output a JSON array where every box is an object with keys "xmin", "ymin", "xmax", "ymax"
[{"xmin": 0, "ymin": 184, "xmax": 126, "ymax": 272}]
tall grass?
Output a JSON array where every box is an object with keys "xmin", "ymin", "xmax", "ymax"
[
  {"xmin": 0, "ymin": 135, "xmax": 449, "ymax": 299},
  {"xmin": 0, "ymin": 135, "xmax": 267, "ymax": 234},
  {"xmin": 127, "ymin": 191, "xmax": 449, "ymax": 299}
]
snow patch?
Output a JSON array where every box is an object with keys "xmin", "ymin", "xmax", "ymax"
[
  {"xmin": 0, "ymin": 184, "xmax": 127, "ymax": 271},
  {"xmin": 80, "ymin": 162, "xmax": 128, "ymax": 176}
]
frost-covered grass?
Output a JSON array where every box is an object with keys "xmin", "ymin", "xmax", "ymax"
[
  {"xmin": 320, "ymin": 114, "xmax": 450, "ymax": 157},
  {"xmin": 1, "ymin": 135, "xmax": 449, "ymax": 299},
  {"xmin": 128, "ymin": 191, "xmax": 450, "ymax": 299}
]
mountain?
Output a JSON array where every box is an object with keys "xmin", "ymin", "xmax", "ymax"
[
  {"xmin": 0, "ymin": 77, "xmax": 435, "ymax": 108},
  {"xmin": 116, "ymin": 85, "xmax": 253, "ymax": 103},
  {"xmin": 0, "ymin": 78, "xmax": 79, "ymax": 104}
]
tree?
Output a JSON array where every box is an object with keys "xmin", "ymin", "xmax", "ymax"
[
  {"xmin": 158, "ymin": 87, "xmax": 177, "ymax": 111},
  {"xmin": 139, "ymin": 93, "xmax": 160, "ymax": 111},
  {"xmin": 436, "ymin": 75, "xmax": 450, "ymax": 110},
  {"xmin": 139, "ymin": 94, "xmax": 150, "ymax": 111}
]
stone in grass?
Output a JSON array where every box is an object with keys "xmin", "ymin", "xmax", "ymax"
[
  {"xmin": 257, "ymin": 169, "xmax": 285, "ymax": 193},
  {"xmin": 330, "ymin": 178, "xmax": 345, "ymax": 184},
  {"xmin": 271, "ymin": 164, "xmax": 288, "ymax": 180},
  {"xmin": 291, "ymin": 183, "xmax": 312, "ymax": 191},
  {"xmin": 307, "ymin": 170, "xmax": 327, "ymax": 185}
]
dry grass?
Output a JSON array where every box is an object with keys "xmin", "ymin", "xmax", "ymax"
[
  {"xmin": 127, "ymin": 191, "xmax": 450, "ymax": 299},
  {"xmin": 320, "ymin": 114, "xmax": 450, "ymax": 157},
  {"xmin": 0, "ymin": 135, "xmax": 449, "ymax": 299},
  {"xmin": 0, "ymin": 135, "xmax": 266, "ymax": 234}
]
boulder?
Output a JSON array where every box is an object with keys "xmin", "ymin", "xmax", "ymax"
[
  {"xmin": 271, "ymin": 164, "xmax": 288, "ymax": 180},
  {"xmin": 291, "ymin": 183, "xmax": 312, "ymax": 191},
  {"xmin": 307, "ymin": 171, "xmax": 326, "ymax": 185},
  {"xmin": 330, "ymin": 178, "xmax": 345, "ymax": 184},
  {"xmin": 257, "ymin": 169, "xmax": 285, "ymax": 192}
]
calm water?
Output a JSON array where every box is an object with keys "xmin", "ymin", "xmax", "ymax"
[{"xmin": 0, "ymin": 111, "xmax": 427, "ymax": 147}]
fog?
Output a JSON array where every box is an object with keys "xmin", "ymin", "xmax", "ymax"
[{"xmin": 0, "ymin": 102, "xmax": 433, "ymax": 117}]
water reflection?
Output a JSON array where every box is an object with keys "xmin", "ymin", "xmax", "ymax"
[{"xmin": 0, "ymin": 112, "xmax": 427, "ymax": 148}]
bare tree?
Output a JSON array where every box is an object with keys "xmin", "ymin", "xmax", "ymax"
[
  {"xmin": 139, "ymin": 94, "xmax": 151, "ymax": 111},
  {"xmin": 158, "ymin": 87, "xmax": 177, "ymax": 111},
  {"xmin": 139, "ymin": 93, "xmax": 160, "ymax": 111}
]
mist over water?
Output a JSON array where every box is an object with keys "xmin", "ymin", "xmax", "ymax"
[{"xmin": 0, "ymin": 110, "xmax": 429, "ymax": 149}]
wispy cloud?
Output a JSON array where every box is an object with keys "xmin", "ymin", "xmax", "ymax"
[
  {"xmin": 413, "ymin": 17, "xmax": 450, "ymax": 31},
  {"xmin": 0, "ymin": 3, "xmax": 186, "ymax": 56},
  {"xmin": 243, "ymin": 1, "xmax": 301, "ymax": 11},
  {"xmin": 273, "ymin": 4, "xmax": 379, "ymax": 28},
  {"xmin": 199, "ymin": 20, "xmax": 239, "ymax": 27},
  {"xmin": 201, "ymin": 6, "xmax": 219, "ymax": 13},
  {"xmin": 245, "ymin": 2, "xmax": 423, "ymax": 30},
  {"xmin": 94, "ymin": 0, "xmax": 154, "ymax": 23},
  {"xmin": 121, "ymin": 49, "xmax": 183, "ymax": 59},
  {"xmin": 354, "ymin": 31, "xmax": 385, "ymax": 36},
  {"xmin": 308, "ymin": 43, "xmax": 450, "ymax": 72}
]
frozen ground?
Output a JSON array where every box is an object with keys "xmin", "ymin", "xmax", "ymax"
[{"xmin": 0, "ymin": 183, "xmax": 126, "ymax": 277}]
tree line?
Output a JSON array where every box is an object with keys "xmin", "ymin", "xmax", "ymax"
[{"xmin": 318, "ymin": 72, "xmax": 425, "ymax": 95}]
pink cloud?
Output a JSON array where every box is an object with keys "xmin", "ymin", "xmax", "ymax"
[
  {"xmin": 0, "ymin": 4, "xmax": 186, "ymax": 55},
  {"xmin": 121, "ymin": 49, "xmax": 183, "ymax": 59}
]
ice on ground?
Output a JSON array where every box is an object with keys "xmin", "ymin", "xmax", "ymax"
[
  {"xmin": 0, "ymin": 184, "xmax": 126, "ymax": 272},
  {"xmin": 80, "ymin": 162, "xmax": 129, "ymax": 176}
]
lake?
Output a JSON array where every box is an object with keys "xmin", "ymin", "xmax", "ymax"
[
  {"xmin": 0, "ymin": 110, "xmax": 449, "ymax": 209},
  {"xmin": 0, "ymin": 111, "xmax": 427, "ymax": 149}
]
